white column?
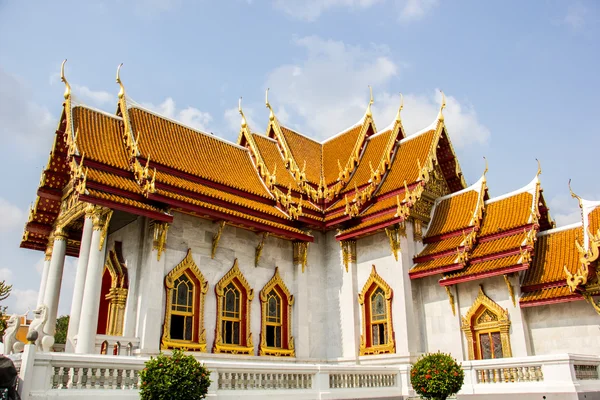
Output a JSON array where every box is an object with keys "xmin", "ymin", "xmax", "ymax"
[
  {"xmin": 36, "ymin": 248, "xmax": 52, "ymax": 307},
  {"xmin": 76, "ymin": 220, "xmax": 107, "ymax": 354},
  {"xmin": 393, "ymin": 220, "xmax": 421, "ymax": 358},
  {"xmin": 505, "ymin": 273, "xmax": 532, "ymax": 356},
  {"xmin": 42, "ymin": 228, "xmax": 68, "ymax": 337},
  {"xmin": 137, "ymin": 220, "xmax": 167, "ymax": 354},
  {"xmin": 337, "ymin": 241, "xmax": 359, "ymax": 359},
  {"xmin": 294, "ymin": 259, "xmax": 310, "ymax": 359},
  {"xmin": 65, "ymin": 213, "xmax": 94, "ymax": 352}
]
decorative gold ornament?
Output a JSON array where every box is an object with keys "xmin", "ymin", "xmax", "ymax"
[
  {"xmin": 358, "ymin": 265, "xmax": 395, "ymax": 356},
  {"xmin": 445, "ymin": 286, "xmax": 456, "ymax": 316},
  {"xmin": 53, "ymin": 226, "xmax": 68, "ymax": 241},
  {"xmin": 384, "ymin": 224, "xmax": 404, "ymax": 261},
  {"xmin": 438, "ymin": 90, "xmax": 446, "ymax": 121},
  {"xmin": 503, "ymin": 274, "xmax": 516, "ymax": 307},
  {"xmin": 259, "ymin": 267, "xmax": 295, "ymax": 356},
  {"xmin": 104, "ymin": 249, "xmax": 129, "ymax": 336},
  {"xmin": 211, "ymin": 221, "xmax": 226, "ymax": 259},
  {"xmin": 340, "ymin": 240, "xmax": 357, "ymax": 272},
  {"xmin": 116, "ymin": 63, "xmax": 139, "ymax": 160},
  {"xmin": 255, "ymin": 232, "xmax": 269, "ymax": 267},
  {"xmin": 582, "ymin": 293, "xmax": 600, "ymax": 314},
  {"xmin": 461, "ymin": 286, "xmax": 512, "ymax": 360},
  {"xmin": 293, "ymin": 241, "xmax": 309, "ymax": 273},
  {"xmin": 162, "ymin": 249, "xmax": 208, "ymax": 351},
  {"xmin": 152, "ymin": 221, "xmax": 169, "ymax": 261},
  {"xmin": 213, "ymin": 259, "xmax": 254, "ymax": 355}
]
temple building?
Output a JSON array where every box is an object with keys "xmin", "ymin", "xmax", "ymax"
[{"xmin": 16, "ymin": 61, "xmax": 599, "ymax": 392}]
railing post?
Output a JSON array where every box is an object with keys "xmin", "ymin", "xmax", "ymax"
[
  {"xmin": 17, "ymin": 343, "xmax": 36, "ymax": 398},
  {"xmin": 460, "ymin": 361, "xmax": 476, "ymax": 394},
  {"xmin": 315, "ymin": 367, "xmax": 329, "ymax": 396},
  {"xmin": 541, "ymin": 355, "xmax": 577, "ymax": 392}
]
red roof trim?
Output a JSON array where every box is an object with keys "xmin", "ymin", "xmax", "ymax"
[
  {"xmin": 519, "ymin": 294, "xmax": 583, "ymax": 308},
  {"xmin": 78, "ymin": 194, "xmax": 173, "ymax": 223},
  {"xmin": 439, "ymin": 263, "xmax": 528, "ymax": 286},
  {"xmin": 336, "ymin": 214, "xmax": 403, "ymax": 241},
  {"xmin": 409, "ymin": 263, "xmax": 465, "ymax": 280},
  {"xmin": 478, "ymin": 224, "xmax": 535, "ymax": 243}
]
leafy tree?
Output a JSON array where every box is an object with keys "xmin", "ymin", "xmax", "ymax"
[
  {"xmin": 54, "ymin": 315, "xmax": 70, "ymax": 344},
  {"xmin": 0, "ymin": 280, "xmax": 12, "ymax": 338},
  {"xmin": 139, "ymin": 349, "xmax": 211, "ymax": 400},
  {"xmin": 410, "ymin": 352, "xmax": 464, "ymax": 400}
]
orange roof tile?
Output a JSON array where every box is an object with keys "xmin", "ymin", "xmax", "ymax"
[
  {"xmin": 425, "ymin": 190, "xmax": 479, "ymax": 238},
  {"xmin": 86, "ymin": 189, "xmax": 165, "ymax": 214},
  {"xmin": 479, "ymin": 192, "xmax": 533, "ymax": 237},
  {"xmin": 279, "ymin": 126, "xmax": 322, "ymax": 185},
  {"xmin": 470, "ymin": 231, "xmax": 528, "ymax": 259},
  {"xmin": 74, "ymin": 106, "xmax": 129, "ymax": 169},
  {"xmin": 322, "ymin": 124, "xmax": 364, "ymax": 185},
  {"xmin": 410, "ymin": 254, "xmax": 460, "ymax": 274},
  {"xmin": 361, "ymin": 195, "xmax": 398, "ymax": 217},
  {"xmin": 343, "ymin": 129, "xmax": 393, "ymax": 193},
  {"xmin": 520, "ymin": 285, "xmax": 581, "ymax": 304},
  {"xmin": 252, "ymin": 134, "xmax": 301, "ymax": 192},
  {"xmin": 86, "ymin": 168, "xmax": 141, "ymax": 194},
  {"xmin": 337, "ymin": 211, "xmax": 397, "ymax": 237},
  {"xmin": 442, "ymin": 253, "xmax": 523, "ymax": 281},
  {"xmin": 588, "ymin": 207, "xmax": 600, "ymax": 235},
  {"xmin": 128, "ymin": 107, "xmax": 270, "ymax": 198},
  {"xmin": 378, "ymin": 130, "xmax": 437, "ymax": 196},
  {"xmin": 522, "ymin": 226, "xmax": 581, "ymax": 287},
  {"xmin": 154, "ymin": 171, "xmax": 287, "ymax": 219},
  {"xmin": 416, "ymin": 234, "xmax": 465, "ymax": 258}
]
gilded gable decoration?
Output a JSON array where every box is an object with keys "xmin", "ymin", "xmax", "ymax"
[
  {"xmin": 340, "ymin": 240, "xmax": 356, "ymax": 272},
  {"xmin": 445, "ymin": 286, "xmax": 456, "ymax": 316},
  {"xmin": 503, "ymin": 274, "xmax": 516, "ymax": 307},
  {"xmin": 102, "ymin": 246, "xmax": 129, "ymax": 336},
  {"xmin": 151, "ymin": 221, "xmax": 169, "ymax": 261},
  {"xmin": 461, "ymin": 286, "xmax": 511, "ymax": 360},
  {"xmin": 385, "ymin": 223, "xmax": 405, "ymax": 261},
  {"xmin": 293, "ymin": 241, "xmax": 309, "ymax": 273},
  {"xmin": 259, "ymin": 267, "xmax": 295, "ymax": 356},
  {"xmin": 212, "ymin": 221, "xmax": 227, "ymax": 259},
  {"xmin": 162, "ymin": 249, "xmax": 208, "ymax": 351},
  {"xmin": 358, "ymin": 265, "xmax": 395, "ymax": 356},
  {"xmin": 213, "ymin": 259, "xmax": 254, "ymax": 354},
  {"xmin": 255, "ymin": 232, "xmax": 269, "ymax": 267}
]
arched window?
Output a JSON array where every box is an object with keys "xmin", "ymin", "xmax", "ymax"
[
  {"xmin": 162, "ymin": 249, "xmax": 208, "ymax": 351},
  {"xmin": 98, "ymin": 246, "xmax": 128, "ymax": 336},
  {"xmin": 259, "ymin": 267, "xmax": 294, "ymax": 356},
  {"xmin": 461, "ymin": 286, "xmax": 512, "ymax": 360},
  {"xmin": 359, "ymin": 265, "xmax": 395, "ymax": 355},
  {"xmin": 214, "ymin": 259, "xmax": 254, "ymax": 355}
]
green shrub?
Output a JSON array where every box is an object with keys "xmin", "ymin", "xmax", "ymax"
[
  {"xmin": 410, "ymin": 352, "xmax": 464, "ymax": 400},
  {"xmin": 139, "ymin": 349, "xmax": 211, "ymax": 400}
]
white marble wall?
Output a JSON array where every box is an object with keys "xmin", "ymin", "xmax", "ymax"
[{"xmin": 524, "ymin": 300, "xmax": 600, "ymax": 356}]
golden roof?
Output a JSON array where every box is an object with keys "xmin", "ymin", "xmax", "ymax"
[
  {"xmin": 522, "ymin": 226, "xmax": 581, "ymax": 287},
  {"xmin": 479, "ymin": 192, "xmax": 533, "ymax": 237},
  {"xmin": 410, "ymin": 254, "xmax": 462, "ymax": 275},
  {"xmin": 251, "ymin": 134, "xmax": 301, "ymax": 191},
  {"xmin": 322, "ymin": 124, "xmax": 364, "ymax": 185},
  {"xmin": 470, "ymin": 231, "xmax": 528, "ymax": 259},
  {"xmin": 425, "ymin": 190, "xmax": 480, "ymax": 238},
  {"xmin": 279, "ymin": 126, "xmax": 323, "ymax": 185},
  {"xmin": 343, "ymin": 129, "xmax": 393, "ymax": 193},
  {"xmin": 442, "ymin": 253, "xmax": 523, "ymax": 282},
  {"xmin": 520, "ymin": 285, "xmax": 581, "ymax": 305}
]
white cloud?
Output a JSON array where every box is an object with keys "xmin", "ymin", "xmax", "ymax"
[
  {"xmin": 0, "ymin": 68, "xmax": 55, "ymax": 154},
  {"xmin": 0, "ymin": 198, "xmax": 25, "ymax": 234},
  {"xmin": 10, "ymin": 289, "xmax": 38, "ymax": 315},
  {"xmin": 142, "ymin": 98, "xmax": 213, "ymax": 132},
  {"xmin": 73, "ymin": 84, "xmax": 113, "ymax": 106},
  {"xmin": 0, "ymin": 268, "xmax": 13, "ymax": 282},
  {"xmin": 265, "ymin": 36, "xmax": 490, "ymax": 148},
  {"xmin": 549, "ymin": 194, "xmax": 582, "ymax": 226},
  {"xmin": 564, "ymin": 2, "xmax": 587, "ymax": 30},
  {"xmin": 272, "ymin": 0, "xmax": 438, "ymax": 22}
]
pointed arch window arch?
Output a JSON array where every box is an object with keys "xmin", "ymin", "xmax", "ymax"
[
  {"xmin": 213, "ymin": 259, "xmax": 254, "ymax": 355},
  {"xmin": 358, "ymin": 265, "xmax": 395, "ymax": 355},
  {"xmin": 162, "ymin": 249, "xmax": 208, "ymax": 351},
  {"xmin": 259, "ymin": 267, "xmax": 295, "ymax": 356},
  {"xmin": 461, "ymin": 286, "xmax": 512, "ymax": 360}
]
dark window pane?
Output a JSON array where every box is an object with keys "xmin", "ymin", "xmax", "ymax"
[
  {"xmin": 491, "ymin": 332, "xmax": 503, "ymax": 359},
  {"xmin": 170, "ymin": 315, "xmax": 185, "ymax": 340},
  {"xmin": 275, "ymin": 326, "xmax": 281, "ymax": 348},
  {"xmin": 185, "ymin": 316, "xmax": 193, "ymax": 341},
  {"xmin": 480, "ymin": 333, "xmax": 492, "ymax": 359},
  {"xmin": 371, "ymin": 288, "xmax": 386, "ymax": 321},
  {"xmin": 177, "ymin": 282, "xmax": 189, "ymax": 306},
  {"xmin": 266, "ymin": 325, "xmax": 275, "ymax": 347},
  {"xmin": 233, "ymin": 321, "xmax": 240, "ymax": 345}
]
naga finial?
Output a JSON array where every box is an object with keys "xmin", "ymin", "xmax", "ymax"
[
  {"xmin": 568, "ymin": 179, "xmax": 583, "ymax": 209},
  {"xmin": 483, "ymin": 156, "xmax": 489, "ymax": 177},
  {"xmin": 238, "ymin": 97, "xmax": 247, "ymax": 128},
  {"xmin": 366, "ymin": 85, "xmax": 374, "ymax": 117},
  {"xmin": 395, "ymin": 93, "xmax": 404, "ymax": 123},
  {"xmin": 438, "ymin": 90, "xmax": 446, "ymax": 121},
  {"xmin": 536, "ymin": 158, "xmax": 542, "ymax": 177},
  {"xmin": 60, "ymin": 59, "xmax": 71, "ymax": 100},
  {"xmin": 116, "ymin": 63, "xmax": 125, "ymax": 99},
  {"xmin": 265, "ymin": 88, "xmax": 275, "ymax": 121}
]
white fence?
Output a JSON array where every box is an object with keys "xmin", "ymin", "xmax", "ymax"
[{"xmin": 9, "ymin": 345, "xmax": 600, "ymax": 399}]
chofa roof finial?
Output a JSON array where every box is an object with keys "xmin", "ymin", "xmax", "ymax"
[
  {"xmin": 60, "ymin": 59, "xmax": 71, "ymax": 100},
  {"xmin": 395, "ymin": 93, "xmax": 404, "ymax": 123},
  {"xmin": 265, "ymin": 88, "xmax": 274, "ymax": 121},
  {"xmin": 116, "ymin": 63, "xmax": 125, "ymax": 99},
  {"xmin": 483, "ymin": 156, "xmax": 489, "ymax": 177},
  {"xmin": 568, "ymin": 179, "xmax": 583, "ymax": 209},
  {"xmin": 438, "ymin": 89, "xmax": 446, "ymax": 121},
  {"xmin": 366, "ymin": 85, "xmax": 374, "ymax": 117},
  {"xmin": 536, "ymin": 158, "xmax": 542, "ymax": 177},
  {"xmin": 239, "ymin": 97, "xmax": 247, "ymax": 129}
]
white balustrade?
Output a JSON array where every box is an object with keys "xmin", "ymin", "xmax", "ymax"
[{"xmin": 574, "ymin": 364, "xmax": 599, "ymax": 380}]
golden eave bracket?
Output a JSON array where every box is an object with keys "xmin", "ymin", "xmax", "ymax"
[
  {"xmin": 293, "ymin": 241, "xmax": 309, "ymax": 273},
  {"xmin": 212, "ymin": 221, "xmax": 227, "ymax": 259}
]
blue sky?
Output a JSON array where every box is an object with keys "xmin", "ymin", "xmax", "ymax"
[{"xmin": 0, "ymin": 0, "xmax": 598, "ymax": 316}]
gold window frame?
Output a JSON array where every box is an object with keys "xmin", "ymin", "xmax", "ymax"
[
  {"xmin": 213, "ymin": 259, "xmax": 254, "ymax": 355},
  {"xmin": 259, "ymin": 267, "xmax": 295, "ymax": 357},
  {"xmin": 162, "ymin": 249, "xmax": 208, "ymax": 351},
  {"xmin": 358, "ymin": 265, "xmax": 395, "ymax": 356},
  {"xmin": 461, "ymin": 286, "xmax": 512, "ymax": 360},
  {"xmin": 104, "ymin": 248, "xmax": 128, "ymax": 336}
]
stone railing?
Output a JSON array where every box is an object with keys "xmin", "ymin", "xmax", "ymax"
[
  {"xmin": 329, "ymin": 371, "xmax": 397, "ymax": 388},
  {"xmin": 574, "ymin": 364, "xmax": 599, "ymax": 380}
]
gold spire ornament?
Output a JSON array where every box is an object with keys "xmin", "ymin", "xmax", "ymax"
[
  {"xmin": 60, "ymin": 59, "xmax": 71, "ymax": 100},
  {"xmin": 438, "ymin": 90, "xmax": 446, "ymax": 121},
  {"xmin": 536, "ymin": 158, "xmax": 542, "ymax": 177},
  {"xmin": 366, "ymin": 85, "xmax": 374, "ymax": 117},
  {"xmin": 265, "ymin": 88, "xmax": 275, "ymax": 121},
  {"xmin": 395, "ymin": 93, "xmax": 404, "ymax": 123},
  {"xmin": 238, "ymin": 97, "xmax": 247, "ymax": 129},
  {"xmin": 116, "ymin": 63, "xmax": 125, "ymax": 99}
]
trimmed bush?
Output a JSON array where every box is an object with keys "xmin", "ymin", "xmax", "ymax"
[
  {"xmin": 139, "ymin": 349, "xmax": 211, "ymax": 400},
  {"xmin": 410, "ymin": 352, "xmax": 464, "ymax": 400}
]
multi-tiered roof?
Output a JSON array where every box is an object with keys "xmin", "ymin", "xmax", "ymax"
[{"xmin": 20, "ymin": 62, "xmax": 600, "ymax": 313}]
